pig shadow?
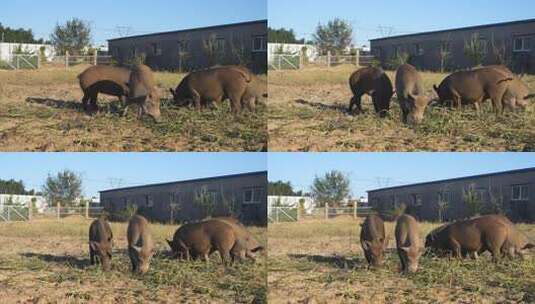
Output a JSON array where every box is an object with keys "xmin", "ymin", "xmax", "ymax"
[
  {"xmin": 294, "ymin": 99, "xmax": 350, "ymax": 114},
  {"xmin": 25, "ymin": 97, "xmax": 124, "ymax": 116},
  {"xmin": 288, "ymin": 253, "xmax": 363, "ymax": 269},
  {"xmin": 20, "ymin": 252, "xmax": 90, "ymax": 269}
]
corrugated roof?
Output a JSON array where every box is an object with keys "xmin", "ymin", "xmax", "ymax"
[
  {"xmin": 100, "ymin": 171, "xmax": 267, "ymax": 193},
  {"xmin": 108, "ymin": 20, "xmax": 267, "ymax": 42},
  {"xmin": 370, "ymin": 18, "xmax": 535, "ymax": 42},
  {"xmin": 367, "ymin": 167, "xmax": 535, "ymax": 193}
]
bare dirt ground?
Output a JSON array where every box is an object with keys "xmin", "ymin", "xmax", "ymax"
[
  {"xmin": 268, "ymin": 65, "xmax": 535, "ymax": 152},
  {"xmin": 268, "ymin": 217, "xmax": 535, "ymax": 304},
  {"xmin": 0, "ymin": 65, "xmax": 267, "ymax": 152},
  {"xmin": 0, "ymin": 217, "xmax": 267, "ymax": 303}
]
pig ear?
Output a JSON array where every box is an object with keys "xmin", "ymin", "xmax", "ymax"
[
  {"xmin": 361, "ymin": 241, "xmax": 371, "ymax": 250},
  {"xmin": 523, "ymin": 243, "xmax": 535, "ymax": 250},
  {"xmin": 400, "ymin": 246, "xmax": 411, "ymax": 253},
  {"xmin": 169, "ymin": 88, "xmax": 175, "ymax": 97},
  {"xmin": 166, "ymin": 239, "xmax": 173, "ymax": 248},
  {"xmin": 132, "ymin": 245, "xmax": 142, "ymax": 253}
]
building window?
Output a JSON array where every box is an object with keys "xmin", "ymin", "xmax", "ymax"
[
  {"xmin": 214, "ymin": 38, "xmax": 225, "ymax": 53},
  {"xmin": 146, "ymin": 195, "xmax": 154, "ymax": 207},
  {"xmin": 514, "ymin": 36, "xmax": 531, "ymax": 52},
  {"xmin": 414, "ymin": 43, "xmax": 424, "ymax": 55},
  {"xmin": 178, "ymin": 40, "xmax": 189, "ymax": 53},
  {"xmin": 253, "ymin": 35, "xmax": 267, "ymax": 52},
  {"xmin": 243, "ymin": 187, "xmax": 264, "ymax": 204},
  {"xmin": 512, "ymin": 185, "xmax": 529, "ymax": 201},
  {"xmin": 152, "ymin": 43, "xmax": 162, "ymax": 56},
  {"xmin": 412, "ymin": 194, "xmax": 423, "ymax": 206}
]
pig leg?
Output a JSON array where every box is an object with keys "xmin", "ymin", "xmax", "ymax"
[
  {"xmin": 89, "ymin": 245, "xmax": 95, "ymax": 265},
  {"xmin": 191, "ymin": 90, "xmax": 202, "ymax": 112},
  {"xmin": 397, "ymin": 249, "xmax": 407, "ymax": 272},
  {"xmin": 449, "ymin": 238, "xmax": 462, "ymax": 258},
  {"xmin": 82, "ymin": 92, "xmax": 91, "ymax": 112},
  {"xmin": 349, "ymin": 94, "xmax": 363, "ymax": 114}
]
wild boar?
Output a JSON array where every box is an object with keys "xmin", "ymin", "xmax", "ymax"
[
  {"xmin": 125, "ymin": 64, "xmax": 161, "ymax": 122},
  {"xmin": 166, "ymin": 219, "xmax": 238, "ymax": 266},
  {"xmin": 169, "ymin": 66, "xmax": 251, "ymax": 114},
  {"xmin": 78, "ymin": 65, "xmax": 131, "ymax": 112},
  {"xmin": 212, "ymin": 217, "xmax": 264, "ymax": 262},
  {"xmin": 490, "ymin": 214, "xmax": 534, "ymax": 259},
  {"xmin": 395, "ymin": 64, "xmax": 430, "ymax": 124},
  {"xmin": 433, "ymin": 67, "xmax": 513, "ymax": 114},
  {"xmin": 424, "ymin": 215, "xmax": 509, "ymax": 261},
  {"xmin": 127, "ymin": 215, "xmax": 154, "ymax": 274},
  {"xmin": 348, "ymin": 67, "xmax": 393, "ymax": 117},
  {"xmin": 395, "ymin": 214, "xmax": 422, "ymax": 273},
  {"xmin": 88, "ymin": 218, "xmax": 113, "ymax": 271},
  {"xmin": 360, "ymin": 214, "xmax": 387, "ymax": 267}
]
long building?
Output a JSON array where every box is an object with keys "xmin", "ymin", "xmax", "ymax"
[
  {"xmin": 100, "ymin": 171, "xmax": 267, "ymax": 225},
  {"xmin": 367, "ymin": 168, "xmax": 535, "ymax": 222},
  {"xmin": 108, "ymin": 20, "xmax": 267, "ymax": 73},
  {"xmin": 370, "ymin": 19, "xmax": 535, "ymax": 73}
]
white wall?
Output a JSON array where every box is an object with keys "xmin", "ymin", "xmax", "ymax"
[
  {"xmin": 268, "ymin": 195, "xmax": 315, "ymax": 214},
  {"xmin": 268, "ymin": 43, "xmax": 319, "ymax": 62},
  {"xmin": 0, "ymin": 194, "xmax": 48, "ymax": 213},
  {"xmin": 0, "ymin": 43, "xmax": 55, "ymax": 61}
]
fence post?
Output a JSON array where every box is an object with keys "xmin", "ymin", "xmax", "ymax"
[
  {"xmin": 65, "ymin": 51, "xmax": 69, "ymax": 70},
  {"xmin": 327, "ymin": 51, "xmax": 331, "ymax": 68},
  {"xmin": 296, "ymin": 206, "xmax": 300, "ymax": 221},
  {"xmin": 325, "ymin": 203, "xmax": 329, "ymax": 220},
  {"xmin": 16, "ymin": 56, "xmax": 20, "ymax": 69},
  {"xmin": 276, "ymin": 207, "xmax": 279, "ymax": 223},
  {"xmin": 57, "ymin": 202, "xmax": 61, "ymax": 220},
  {"xmin": 353, "ymin": 202, "xmax": 357, "ymax": 219},
  {"xmin": 7, "ymin": 207, "xmax": 10, "ymax": 221},
  {"xmin": 36, "ymin": 55, "xmax": 40, "ymax": 69},
  {"xmin": 28, "ymin": 201, "xmax": 32, "ymax": 221},
  {"xmin": 85, "ymin": 201, "xmax": 89, "ymax": 218},
  {"xmin": 355, "ymin": 49, "xmax": 360, "ymax": 67},
  {"xmin": 93, "ymin": 54, "xmax": 98, "ymax": 66}
]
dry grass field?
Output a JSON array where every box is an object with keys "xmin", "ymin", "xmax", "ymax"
[
  {"xmin": 268, "ymin": 65, "xmax": 535, "ymax": 152},
  {"xmin": 0, "ymin": 65, "xmax": 267, "ymax": 152},
  {"xmin": 268, "ymin": 217, "xmax": 535, "ymax": 304},
  {"xmin": 0, "ymin": 217, "xmax": 267, "ymax": 303}
]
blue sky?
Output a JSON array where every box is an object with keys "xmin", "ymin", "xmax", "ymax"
[
  {"xmin": 0, "ymin": 0, "xmax": 267, "ymax": 46},
  {"xmin": 268, "ymin": 153, "xmax": 535, "ymax": 198},
  {"xmin": 269, "ymin": 0, "xmax": 535, "ymax": 47},
  {"xmin": 0, "ymin": 153, "xmax": 267, "ymax": 198}
]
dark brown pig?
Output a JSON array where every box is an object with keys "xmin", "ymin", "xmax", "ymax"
[
  {"xmin": 433, "ymin": 67, "xmax": 513, "ymax": 114},
  {"xmin": 125, "ymin": 64, "xmax": 161, "ymax": 122},
  {"xmin": 424, "ymin": 215, "xmax": 509, "ymax": 261},
  {"xmin": 360, "ymin": 214, "xmax": 387, "ymax": 267},
  {"xmin": 395, "ymin": 64, "xmax": 430, "ymax": 124},
  {"xmin": 88, "ymin": 218, "xmax": 113, "ymax": 271},
  {"xmin": 127, "ymin": 215, "xmax": 154, "ymax": 274},
  {"xmin": 166, "ymin": 219, "xmax": 238, "ymax": 266},
  {"xmin": 78, "ymin": 65, "xmax": 131, "ymax": 112},
  {"xmin": 348, "ymin": 67, "xmax": 393, "ymax": 117},
  {"xmin": 395, "ymin": 214, "xmax": 422, "ymax": 273},
  {"xmin": 169, "ymin": 66, "xmax": 250, "ymax": 114}
]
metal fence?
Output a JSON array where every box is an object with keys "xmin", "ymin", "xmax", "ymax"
[
  {"xmin": 0, "ymin": 206, "xmax": 30, "ymax": 221},
  {"xmin": 269, "ymin": 205, "xmax": 376, "ymax": 223},
  {"xmin": 269, "ymin": 51, "xmax": 376, "ymax": 70},
  {"xmin": 41, "ymin": 206, "xmax": 105, "ymax": 219},
  {"xmin": 269, "ymin": 54, "xmax": 302, "ymax": 70},
  {"xmin": 0, "ymin": 54, "xmax": 113, "ymax": 70}
]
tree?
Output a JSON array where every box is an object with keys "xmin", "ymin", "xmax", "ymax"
[
  {"xmin": 0, "ymin": 23, "xmax": 43, "ymax": 43},
  {"xmin": 268, "ymin": 181, "xmax": 296, "ymax": 196},
  {"xmin": 194, "ymin": 186, "xmax": 216, "ymax": 218},
  {"xmin": 464, "ymin": 32, "xmax": 487, "ymax": 67},
  {"xmin": 0, "ymin": 179, "xmax": 27, "ymax": 194},
  {"xmin": 312, "ymin": 18, "xmax": 353, "ymax": 55},
  {"xmin": 310, "ymin": 170, "xmax": 350, "ymax": 207},
  {"xmin": 268, "ymin": 27, "xmax": 304, "ymax": 43},
  {"xmin": 50, "ymin": 18, "xmax": 92, "ymax": 55},
  {"xmin": 42, "ymin": 170, "xmax": 83, "ymax": 207},
  {"xmin": 462, "ymin": 183, "xmax": 482, "ymax": 218}
]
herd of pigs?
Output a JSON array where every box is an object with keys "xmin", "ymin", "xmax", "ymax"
[
  {"xmin": 361, "ymin": 214, "xmax": 534, "ymax": 273},
  {"xmin": 349, "ymin": 64, "xmax": 533, "ymax": 125},
  {"xmin": 77, "ymin": 64, "xmax": 267, "ymax": 122},
  {"xmin": 88, "ymin": 214, "xmax": 264, "ymax": 273}
]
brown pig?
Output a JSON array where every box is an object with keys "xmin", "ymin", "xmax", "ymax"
[
  {"xmin": 88, "ymin": 218, "xmax": 113, "ymax": 271},
  {"xmin": 360, "ymin": 214, "xmax": 387, "ymax": 267},
  {"xmin": 395, "ymin": 214, "xmax": 422, "ymax": 273},
  {"xmin": 349, "ymin": 67, "xmax": 393, "ymax": 117},
  {"xmin": 77, "ymin": 65, "xmax": 131, "ymax": 112},
  {"xmin": 127, "ymin": 215, "xmax": 154, "ymax": 274},
  {"xmin": 212, "ymin": 217, "xmax": 264, "ymax": 262},
  {"xmin": 395, "ymin": 64, "xmax": 430, "ymax": 124},
  {"xmin": 125, "ymin": 64, "xmax": 161, "ymax": 122}
]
